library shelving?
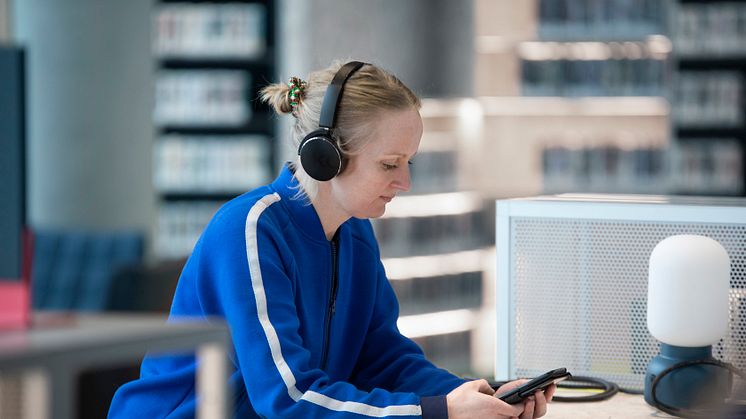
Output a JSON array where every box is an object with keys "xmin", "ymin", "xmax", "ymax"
[
  {"xmin": 475, "ymin": 0, "xmax": 672, "ymax": 197},
  {"xmin": 525, "ymin": 0, "xmax": 673, "ymax": 195},
  {"xmin": 672, "ymin": 0, "xmax": 746, "ymax": 196},
  {"xmin": 464, "ymin": 0, "xmax": 674, "ymax": 377},
  {"xmin": 152, "ymin": 0, "xmax": 277, "ymax": 259},
  {"xmin": 373, "ymin": 101, "xmax": 495, "ymax": 376}
]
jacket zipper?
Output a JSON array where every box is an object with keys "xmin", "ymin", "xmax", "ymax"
[{"xmin": 320, "ymin": 236, "xmax": 339, "ymax": 370}]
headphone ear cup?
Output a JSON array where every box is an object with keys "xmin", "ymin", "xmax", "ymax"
[{"xmin": 298, "ymin": 131, "xmax": 343, "ymax": 181}]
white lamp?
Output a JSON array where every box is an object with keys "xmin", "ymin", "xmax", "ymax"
[{"xmin": 645, "ymin": 234, "xmax": 733, "ymax": 411}]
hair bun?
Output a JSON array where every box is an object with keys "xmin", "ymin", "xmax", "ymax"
[
  {"xmin": 259, "ymin": 77, "xmax": 305, "ymax": 115},
  {"xmin": 287, "ymin": 77, "xmax": 307, "ymax": 113}
]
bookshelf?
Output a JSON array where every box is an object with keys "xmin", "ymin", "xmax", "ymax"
[
  {"xmin": 383, "ymin": 0, "xmax": 674, "ymax": 378},
  {"xmin": 523, "ymin": 0, "xmax": 672, "ymax": 195},
  {"xmin": 445, "ymin": 0, "xmax": 675, "ymax": 377},
  {"xmin": 474, "ymin": 1, "xmax": 672, "ymax": 198},
  {"xmin": 374, "ymin": 102, "xmax": 494, "ymax": 376},
  {"xmin": 152, "ymin": 0, "xmax": 277, "ymax": 259},
  {"xmin": 672, "ymin": 0, "xmax": 746, "ymax": 196}
]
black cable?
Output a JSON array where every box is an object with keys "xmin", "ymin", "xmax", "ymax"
[
  {"xmin": 552, "ymin": 375, "xmax": 618, "ymax": 403},
  {"xmin": 649, "ymin": 359, "xmax": 745, "ymax": 419},
  {"xmin": 619, "ymin": 387, "xmax": 644, "ymax": 395},
  {"xmin": 486, "ymin": 360, "xmax": 745, "ymax": 414}
]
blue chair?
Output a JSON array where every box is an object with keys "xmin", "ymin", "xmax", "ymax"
[{"xmin": 31, "ymin": 230, "xmax": 144, "ymax": 311}]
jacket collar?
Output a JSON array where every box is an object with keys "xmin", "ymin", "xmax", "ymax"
[{"xmin": 270, "ymin": 163, "xmax": 337, "ymax": 244}]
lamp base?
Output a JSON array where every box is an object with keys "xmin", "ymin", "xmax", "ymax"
[{"xmin": 645, "ymin": 344, "xmax": 732, "ymax": 409}]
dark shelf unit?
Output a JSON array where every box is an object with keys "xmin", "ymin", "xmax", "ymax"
[
  {"xmin": 679, "ymin": 0, "xmax": 746, "ymax": 3},
  {"xmin": 160, "ymin": 192, "xmax": 245, "ymax": 202},
  {"xmin": 159, "ymin": 54, "xmax": 274, "ymax": 70},
  {"xmin": 160, "ymin": 0, "xmax": 272, "ymax": 3},
  {"xmin": 153, "ymin": 0, "xmax": 277, "ymax": 259},
  {"xmin": 676, "ymin": 127, "xmax": 746, "ymax": 139},
  {"xmin": 154, "ymin": 0, "xmax": 277, "ymax": 177},
  {"xmin": 159, "ymin": 114, "xmax": 275, "ymax": 136},
  {"xmin": 679, "ymin": 57, "xmax": 746, "ymax": 71},
  {"xmin": 0, "ymin": 46, "xmax": 27, "ymax": 281},
  {"xmin": 673, "ymin": 0, "xmax": 746, "ymax": 196}
]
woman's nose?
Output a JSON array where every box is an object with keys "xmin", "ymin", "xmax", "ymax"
[{"xmin": 392, "ymin": 165, "xmax": 411, "ymax": 192}]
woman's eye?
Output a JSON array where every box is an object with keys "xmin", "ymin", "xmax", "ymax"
[
  {"xmin": 407, "ymin": 160, "xmax": 414, "ymax": 166},
  {"xmin": 382, "ymin": 163, "xmax": 397, "ymax": 170}
]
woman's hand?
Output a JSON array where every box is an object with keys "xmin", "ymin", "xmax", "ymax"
[
  {"xmin": 446, "ymin": 379, "xmax": 524, "ymax": 419},
  {"xmin": 494, "ymin": 380, "xmax": 556, "ymax": 419}
]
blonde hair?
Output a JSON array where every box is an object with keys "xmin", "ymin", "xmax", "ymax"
[{"xmin": 260, "ymin": 60, "xmax": 421, "ymax": 200}]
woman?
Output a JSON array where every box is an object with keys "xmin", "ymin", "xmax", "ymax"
[{"xmin": 109, "ymin": 61, "xmax": 554, "ymax": 418}]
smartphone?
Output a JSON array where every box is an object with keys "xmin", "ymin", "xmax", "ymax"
[{"xmin": 496, "ymin": 368, "xmax": 571, "ymax": 404}]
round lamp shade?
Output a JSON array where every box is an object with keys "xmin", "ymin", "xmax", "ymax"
[{"xmin": 647, "ymin": 234, "xmax": 731, "ymax": 347}]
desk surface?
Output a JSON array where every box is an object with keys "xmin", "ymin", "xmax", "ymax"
[
  {"xmin": 0, "ymin": 312, "xmax": 229, "ymax": 372},
  {"xmin": 545, "ymin": 392, "xmax": 675, "ymax": 418},
  {"xmin": 0, "ymin": 312, "xmax": 230, "ymax": 419}
]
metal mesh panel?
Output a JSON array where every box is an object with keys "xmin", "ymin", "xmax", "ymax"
[{"xmin": 510, "ymin": 218, "xmax": 746, "ymax": 391}]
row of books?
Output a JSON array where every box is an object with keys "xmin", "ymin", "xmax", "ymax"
[
  {"xmin": 672, "ymin": 139, "xmax": 743, "ymax": 195},
  {"xmin": 538, "ymin": 0, "xmax": 667, "ymax": 40},
  {"xmin": 373, "ymin": 212, "xmax": 489, "ymax": 258},
  {"xmin": 154, "ymin": 135, "xmax": 271, "ymax": 193},
  {"xmin": 153, "ymin": 3, "xmax": 266, "ymax": 59},
  {"xmin": 542, "ymin": 144, "xmax": 668, "ymax": 194},
  {"xmin": 521, "ymin": 58, "xmax": 666, "ymax": 97},
  {"xmin": 154, "ymin": 70, "xmax": 250, "ymax": 126},
  {"xmin": 392, "ymin": 271, "xmax": 483, "ymax": 316},
  {"xmin": 155, "ymin": 202, "xmax": 221, "ymax": 259},
  {"xmin": 675, "ymin": 2, "xmax": 746, "ymax": 57},
  {"xmin": 675, "ymin": 71, "xmax": 743, "ymax": 127}
]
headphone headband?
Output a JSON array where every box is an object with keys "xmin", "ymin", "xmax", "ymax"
[
  {"xmin": 297, "ymin": 61, "xmax": 367, "ymax": 182},
  {"xmin": 318, "ymin": 61, "xmax": 365, "ymax": 129}
]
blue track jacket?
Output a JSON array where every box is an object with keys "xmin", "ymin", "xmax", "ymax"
[{"xmin": 109, "ymin": 165, "xmax": 465, "ymax": 418}]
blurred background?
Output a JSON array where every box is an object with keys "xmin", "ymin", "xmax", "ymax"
[{"xmin": 1, "ymin": 0, "xmax": 744, "ymax": 415}]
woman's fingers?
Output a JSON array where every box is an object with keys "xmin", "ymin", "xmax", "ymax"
[
  {"xmin": 533, "ymin": 389, "xmax": 548, "ymax": 417},
  {"xmin": 519, "ymin": 396, "xmax": 535, "ymax": 419},
  {"xmin": 543, "ymin": 383, "xmax": 556, "ymax": 403},
  {"xmin": 447, "ymin": 380, "xmax": 525, "ymax": 419},
  {"xmin": 474, "ymin": 379, "xmax": 496, "ymax": 395},
  {"xmin": 495, "ymin": 397, "xmax": 525, "ymax": 418}
]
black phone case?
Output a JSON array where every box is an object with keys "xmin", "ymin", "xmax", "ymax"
[{"xmin": 498, "ymin": 368, "xmax": 571, "ymax": 404}]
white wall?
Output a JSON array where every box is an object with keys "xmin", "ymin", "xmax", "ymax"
[{"xmin": 13, "ymin": 0, "xmax": 155, "ymax": 241}]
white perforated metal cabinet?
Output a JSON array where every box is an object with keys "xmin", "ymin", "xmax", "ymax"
[{"xmin": 495, "ymin": 194, "xmax": 746, "ymax": 391}]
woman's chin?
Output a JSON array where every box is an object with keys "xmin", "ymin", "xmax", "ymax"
[{"xmin": 357, "ymin": 205, "xmax": 387, "ymax": 220}]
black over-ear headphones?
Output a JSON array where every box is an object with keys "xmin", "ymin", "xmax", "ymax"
[{"xmin": 297, "ymin": 61, "xmax": 366, "ymax": 181}]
